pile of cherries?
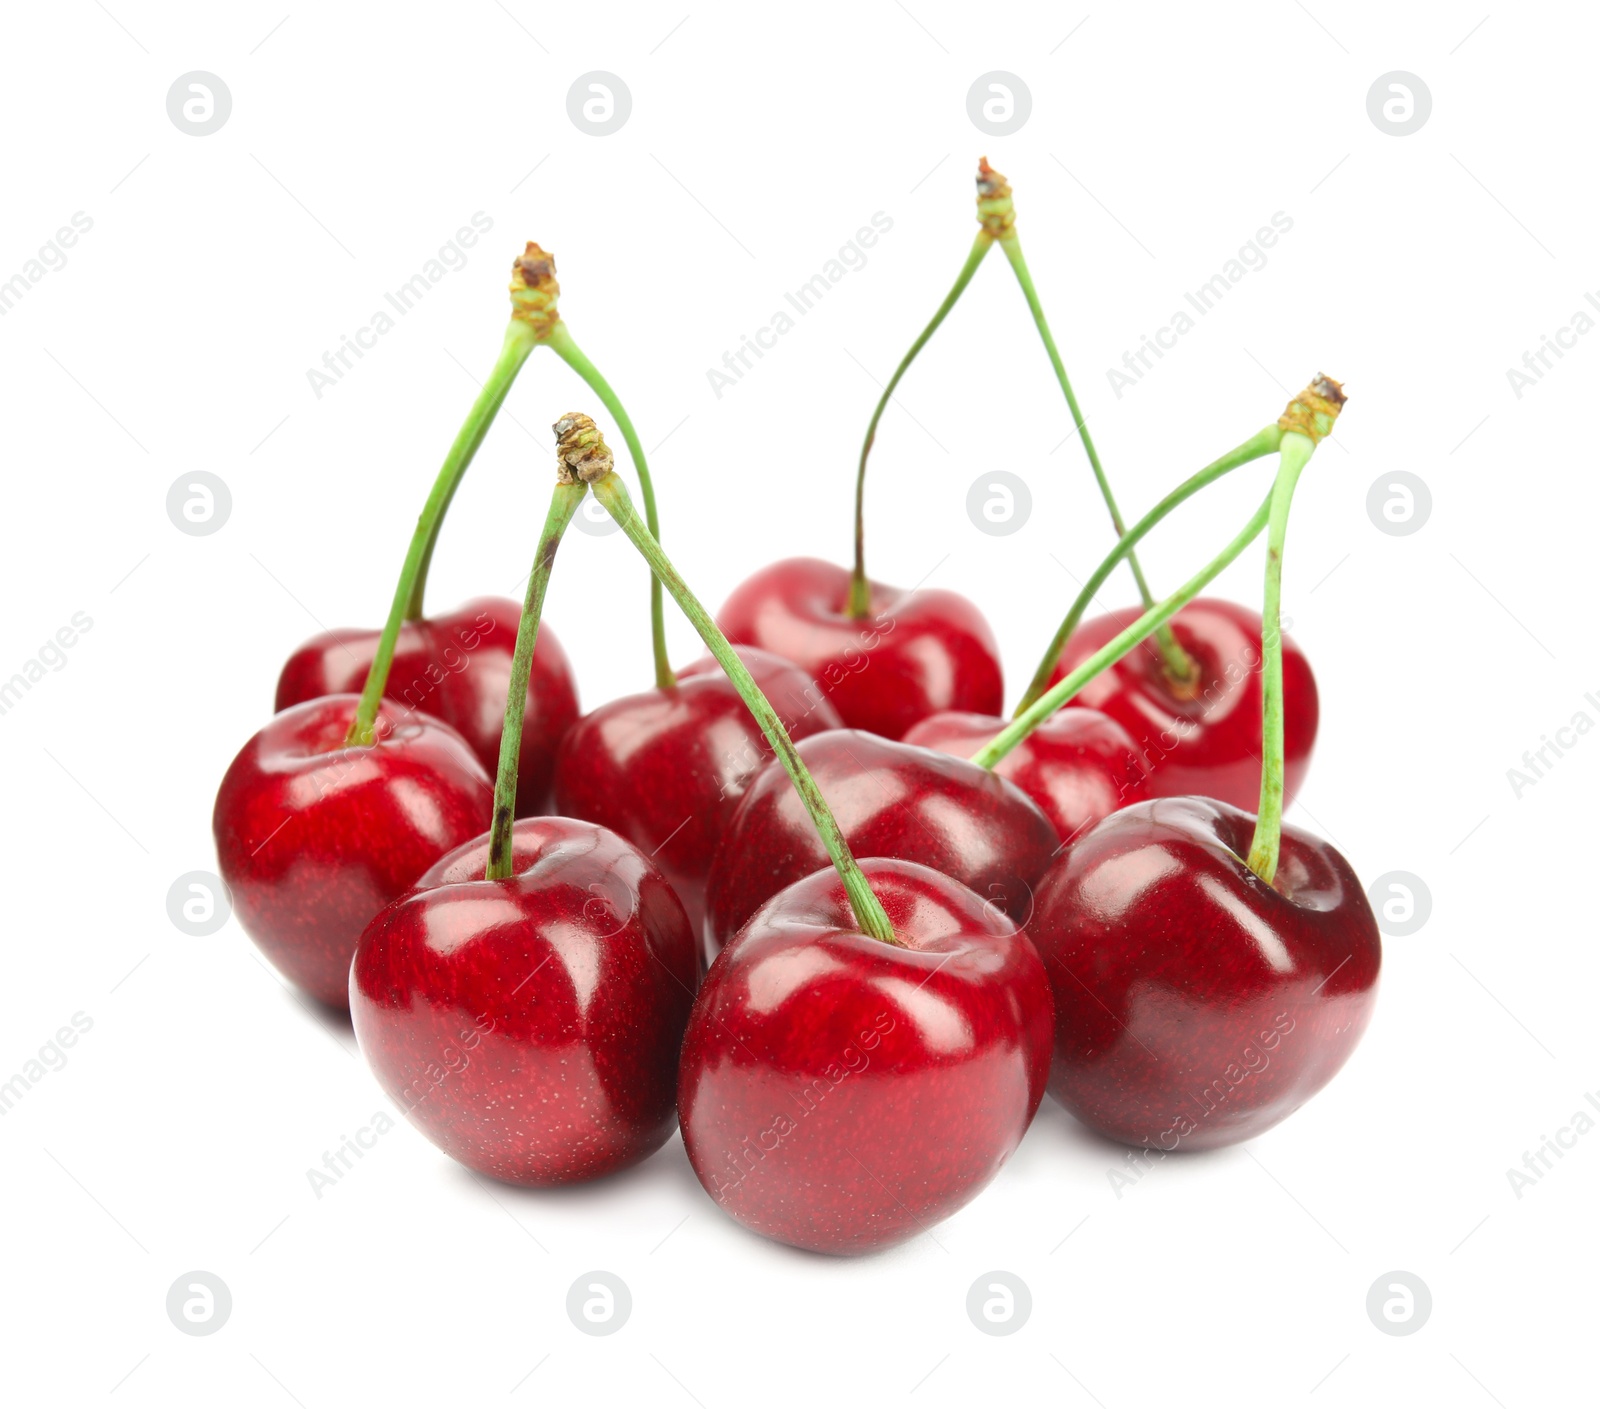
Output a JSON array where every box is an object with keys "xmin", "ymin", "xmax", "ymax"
[{"xmin": 214, "ymin": 162, "xmax": 1381, "ymax": 1256}]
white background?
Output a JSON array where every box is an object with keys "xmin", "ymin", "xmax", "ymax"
[{"xmin": 1, "ymin": 2, "xmax": 1590, "ymax": 1404}]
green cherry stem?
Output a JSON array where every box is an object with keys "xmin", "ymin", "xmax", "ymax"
[
  {"xmin": 992, "ymin": 180, "xmax": 1198, "ymax": 685},
  {"xmin": 404, "ymin": 318, "xmax": 539, "ymax": 622},
  {"xmin": 979, "ymin": 373, "xmax": 1347, "ymax": 789},
  {"xmin": 406, "ymin": 244, "xmax": 562, "ymax": 622},
  {"xmin": 558, "ymin": 416, "xmax": 898, "ymax": 945},
  {"xmin": 1012, "ymin": 424, "xmax": 1285, "ymax": 716},
  {"xmin": 973, "ymin": 493, "xmax": 1276, "ymax": 771},
  {"xmin": 347, "ymin": 248, "xmax": 556, "ymax": 748},
  {"xmin": 848, "ymin": 229, "xmax": 993, "ymax": 618},
  {"xmin": 485, "ymin": 480, "xmax": 588, "ymax": 880},
  {"xmin": 1241, "ymin": 436, "xmax": 1314, "ymax": 887},
  {"xmin": 1243, "ymin": 374, "xmax": 1346, "ymax": 884},
  {"xmin": 399, "ymin": 244, "xmax": 671, "ymax": 689},
  {"xmin": 1241, "ymin": 374, "xmax": 1344, "ymax": 882},
  {"xmin": 845, "ymin": 158, "xmax": 1016, "ymax": 619},
  {"xmin": 545, "ymin": 321, "xmax": 672, "ymax": 689}
]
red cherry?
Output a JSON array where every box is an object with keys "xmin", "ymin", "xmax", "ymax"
[
  {"xmin": 1047, "ymin": 598, "xmax": 1317, "ymax": 811},
  {"xmin": 552, "ymin": 647, "xmax": 843, "ymax": 939},
  {"xmin": 679, "ymin": 858, "xmax": 1052, "ymax": 1254},
  {"xmin": 903, "ymin": 707, "xmax": 1151, "ymax": 844},
  {"xmin": 1028, "ymin": 796, "xmax": 1380, "ymax": 1150},
  {"xmin": 715, "ymin": 557, "xmax": 1003, "ymax": 740},
  {"xmin": 213, "ymin": 695, "xmax": 492, "ymax": 1008},
  {"xmin": 703, "ymin": 729, "xmax": 1058, "ymax": 959},
  {"xmin": 275, "ymin": 596, "xmax": 580, "ymax": 815},
  {"xmin": 350, "ymin": 817, "xmax": 698, "ymax": 1185}
]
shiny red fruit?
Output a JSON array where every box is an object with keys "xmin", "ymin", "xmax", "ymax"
[
  {"xmin": 552, "ymin": 648, "xmax": 842, "ymax": 939},
  {"xmin": 679, "ymin": 858, "xmax": 1053, "ymax": 1254},
  {"xmin": 715, "ymin": 557, "xmax": 1003, "ymax": 740},
  {"xmin": 1049, "ymin": 598, "xmax": 1318, "ymax": 811},
  {"xmin": 275, "ymin": 596, "xmax": 580, "ymax": 815},
  {"xmin": 1028, "ymin": 796, "xmax": 1380, "ymax": 1150},
  {"xmin": 903, "ymin": 707, "xmax": 1151, "ymax": 844},
  {"xmin": 703, "ymin": 729, "xmax": 1058, "ymax": 959},
  {"xmin": 213, "ymin": 695, "xmax": 492, "ymax": 1008},
  {"xmin": 350, "ymin": 817, "xmax": 698, "ymax": 1185}
]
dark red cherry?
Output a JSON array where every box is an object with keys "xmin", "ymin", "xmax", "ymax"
[
  {"xmin": 1049, "ymin": 598, "xmax": 1318, "ymax": 811},
  {"xmin": 213, "ymin": 695, "xmax": 492, "ymax": 1008},
  {"xmin": 552, "ymin": 647, "xmax": 841, "ymax": 940},
  {"xmin": 715, "ymin": 557, "xmax": 1003, "ymax": 740},
  {"xmin": 1028, "ymin": 796, "xmax": 1380, "ymax": 1151},
  {"xmin": 679, "ymin": 857, "xmax": 1052, "ymax": 1254},
  {"xmin": 350, "ymin": 817, "xmax": 698, "ymax": 1185},
  {"xmin": 275, "ymin": 596, "xmax": 580, "ymax": 815},
  {"xmin": 703, "ymin": 729, "xmax": 1058, "ymax": 959},
  {"xmin": 903, "ymin": 707, "xmax": 1151, "ymax": 844}
]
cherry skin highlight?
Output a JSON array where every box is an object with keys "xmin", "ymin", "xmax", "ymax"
[
  {"xmin": 903, "ymin": 706, "xmax": 1151, "ymax": 845},
  {"xmin": 1048, "ymin": 598, "xmax": 1318, "ymax": 811},
  {"xmin": 1028, "ymin": 796, "xmax": 1380, "ymax": 1151},
  {"xmin": 715, "ymin": 557, "xmax": 1003, "ymax": 741},
  {"xmin": 213, "ymin": 695, "xmax": 493, "ymax": 1008},
  {"xmin": 679, "ymin": 858, "xmax": 1053, "ymax": 1255},
  {"xmin": 350, "ymin": 817, "xmax": 699, "ymax": 1186},
  {"xmin": 552, "ymin": 647, "xmax": 843, "ymax": 940},
  {"xmin": 703, "ymin": 729, "xmax": 1058, "ymax": 960},
  {"xmin": 276, "ymin": 596, "xmax": 580, "ymax": 815}
]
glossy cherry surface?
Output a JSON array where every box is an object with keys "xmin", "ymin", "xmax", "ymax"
[
  {"xmin": 1049, "ymin": 597, "xmax": 1318, "ymax": 811},
  {"xmin": 552, "ymin": 647, "xmax": 842, "ymax": 939},
  {"xmin": 903, "ymin": 707, "xmax": 1151, "ymax": 844},
  {"xmin": 350, "ymin": 817, "xmax": 698, "ymax": 1185},
  {"xmin": 275, "ymin": 595, "xmax": 580, "ymax": 815},
  {"xmin": 680, "ymin": 857, "xmax": 1052, "ymax": 1254},
  {"xmin": 715, "ymin": 557, "xmax": 1003, "ymax": 741},
  {"xmin": 213, "ymin": 695, "xmax": 493, "ymax": 1008},
  {"xmin": 703, "ymin": 729, "xmax": 1058, "ymax": 958},
  {"xmin": 1028, "ymin": 796, "xmax": 1380, "ymax": 1150}
]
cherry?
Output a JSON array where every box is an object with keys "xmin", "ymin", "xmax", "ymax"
[
  {"xmin": 350, "ymin": 817, "xmax": 698, "ymax": 1185},
  {"xmin": 276, "ymin": 596, "xmax": 580, "ymax": 815},
  {"xmin": 707, "ymin": 184, "xmax": 1024, "ymax": 745},
  {"xmin": 679, "ymin": 857, "xmax": 1052, "ymax": 1254},
  {"xmin": 552, "ymin": 646, "xmax": 842, "ymax": 939},
  {"xmin": 715, "ymin": 557, "xmax": 1003, "ymax": 740},
  {"xmin": 903, "ymin": 706, "xmax": 1151, "ymax": 844},
  {"xmin": 703, "ymin": 728, "xmax": 1058, "ymax": 958},
  {"xmin": 1028, "ymin": 796, "xmax": 1379, "ymax": 1151},
  {"xmin": 347, "ymin": 458, "xmax": 696, "ymax": 1185},
  {"xmin": 270, "ymin": 243, "xmax": 673, "ymax": 821},
  {"xmin": 1046, "ymin": 597, "xmax": 1318, "ymax": 812},
  {"xmin": 984, "ymin": 379, "xmax": 1357, "ymax": 1149},
  {"xmin": 213, "ymin": 695, "xmax": 492, "ymax": 1008}
]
